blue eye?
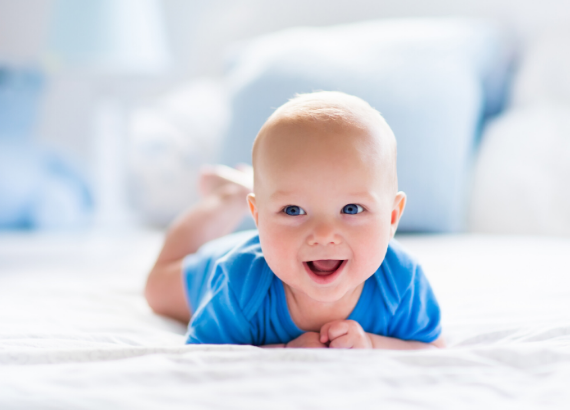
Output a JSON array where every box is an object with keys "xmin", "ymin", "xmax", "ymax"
[
  {"xmin": 284, "ymin": 205, "xmax": 306, "ymax": 216},
  {"xmin": 341, "ymin": 204, "xmax": 363, "ymax": 215}
]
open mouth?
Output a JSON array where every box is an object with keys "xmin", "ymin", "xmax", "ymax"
[
  {"xmin": 303, "ymin": 259, "xmax": 347, "ymax": 284},
  {"xmin": 307, "ymin": 260, "xmax": 343, "ymax": 275}
]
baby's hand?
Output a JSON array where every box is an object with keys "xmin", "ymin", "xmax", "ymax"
[
  {"xmin": 320, "ymin": 320, "xmax": 372, "ymax": 349},
  {"xmin": 286, "ymin": 332, "xmax": 328, "ymax": 348}
]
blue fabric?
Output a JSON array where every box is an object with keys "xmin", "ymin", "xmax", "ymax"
[
  {"xmin": 183, "ymin": 231, "xmax": 441, "ymax": 345},
  {"xmin": 0, "ymin": 142, "xmax": 92, "ymax": 230},
  {"xmin": 220, "ymin": 18, "xmax": 515, "ymax": 232}
]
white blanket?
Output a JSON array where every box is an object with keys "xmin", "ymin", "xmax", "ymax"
[{"xmin": 1, "ymin": 232, "xmax": 569, "ymax": 409}]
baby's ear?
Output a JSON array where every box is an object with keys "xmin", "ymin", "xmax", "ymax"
[
  {"xmin": 390, "ymin": 192, "xmax": 407, "ymax": 238},
  {"xmin": 247, "ymin": 193, "xmax": 259, "ymax": 226}
]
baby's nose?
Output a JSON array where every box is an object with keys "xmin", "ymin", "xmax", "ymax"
[{"xmin": 307, "ymin": 220, "xmax": 341, "ymax": 246}]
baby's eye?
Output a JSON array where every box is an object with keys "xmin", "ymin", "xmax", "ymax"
[
  {"xmin": 283, "ymin": 205, "xmax": 306, "ymax": 216},
  {"xmin": 341, "ymin": 204, "xmax": 364, "ymax": 215}
]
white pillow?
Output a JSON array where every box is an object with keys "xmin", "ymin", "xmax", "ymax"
[
  {"xmin": 511, "ymin": 28, "xmax": 570, "ymax": 106},
  {"xmin": 469, "ymin": 103, "xmax": 570, "ymax": 235},
  {"xmin": 128, "ymin": 78, "xmax": 229, "ymax": 226}
]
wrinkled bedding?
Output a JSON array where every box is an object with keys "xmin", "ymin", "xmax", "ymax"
[{"xmin": 1, "ymin": 231, "xmax": 569, "ymax": 409}]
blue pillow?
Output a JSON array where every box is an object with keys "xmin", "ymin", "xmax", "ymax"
[{"xmin": 220, "ymin": 18, "xmax": 514, "ymax": 232}]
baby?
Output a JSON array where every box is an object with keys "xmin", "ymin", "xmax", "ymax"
[{"xmin": 145, "ymin": 91, "xmax": 443, "ymax": 349}]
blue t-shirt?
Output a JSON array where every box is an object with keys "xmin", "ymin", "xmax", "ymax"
[{"xmin": 183, "ymin": 230, "xmax": 441, "ymax": 345}]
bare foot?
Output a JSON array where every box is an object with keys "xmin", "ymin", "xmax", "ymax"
[{"xmin": 199, "ymin": 164, "xmax": 253, "ymax": 198}]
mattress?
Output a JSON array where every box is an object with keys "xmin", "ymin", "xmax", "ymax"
[{"xmin": 1, "ymin": 231, "xmax": 569, "ymax": 409}]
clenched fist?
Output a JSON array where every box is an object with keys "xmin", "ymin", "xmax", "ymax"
[{"xmin": 320, "ymin": 320, "xmax": 373, "ymax": 349}]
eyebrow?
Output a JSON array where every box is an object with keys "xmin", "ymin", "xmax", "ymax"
[
  {"xmin": 269, "ymin": 190, "xmax": 379, "ymax": 202},
  {"xmin": 268, "ymin": 191, "xmax": 296, "ymax": 201},
  {"xmin": 343, "ymin": 191, "xmax": 380, "ymax": 202}
]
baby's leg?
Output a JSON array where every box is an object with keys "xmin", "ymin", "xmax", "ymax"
[{"xmin": 145, "ymin": 165, "xmax": 253, "ymax": 323}]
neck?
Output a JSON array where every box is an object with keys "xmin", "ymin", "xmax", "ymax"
[{"xmin": 283, "ymin": 283, "xmax": 364, "ymax": 332}]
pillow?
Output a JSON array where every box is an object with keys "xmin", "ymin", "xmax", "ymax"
[
  {"xmin": 469, "ymin": 103, "xmax": 570, "ymax": 236},
  {"xmin": 470, "ymin": 28, "xmax": 570, "ymax": 236},
  {"xmin": 220, "ymin": 18, "xmax": 514, "ymax": 232},
  {"xmin": 511, "ymin": 28, "xmax": 570, "ymax": 107},
  {"xmin": 128, "ymin": 78, "xmax": 229, "ymax": 226}
]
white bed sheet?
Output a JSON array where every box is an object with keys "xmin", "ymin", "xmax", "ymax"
[{"xmin": 1, "ymin": 231, "xmax": 569, "ymax": 409}]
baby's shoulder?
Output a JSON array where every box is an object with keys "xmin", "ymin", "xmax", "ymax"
[
  {"xmin": 383, "ymin": 239, "xmax": 419, "ymax": 275},
  {"xmin": 213, "ymin": 231, "xmax": 274, "ymax": 319},
  {"xmin": 372, "ymin": 239, "xmax": 422, "ymax": 313}
]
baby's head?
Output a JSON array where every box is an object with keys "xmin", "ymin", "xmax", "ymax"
[{"xmin": 248, "ymin": 91, "xmax": 406, "ymax": 303}]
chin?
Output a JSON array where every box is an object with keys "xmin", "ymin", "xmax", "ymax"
[{"xmin": 305, "ymin": 285, "xmax": 351, "ymax": 303}]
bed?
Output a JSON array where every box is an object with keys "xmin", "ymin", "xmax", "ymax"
[
  {"xmin": 3, "ymin": 15, "xmax": 570, "ymax": 409},
  {"xmin": 2, "ymin": 231, "xmax": 569, "ymax": 409}
]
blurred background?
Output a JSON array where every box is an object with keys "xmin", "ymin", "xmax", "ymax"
[{"xmin": 1, "ymin": 0, "xmax": 569, "ymax": 235}]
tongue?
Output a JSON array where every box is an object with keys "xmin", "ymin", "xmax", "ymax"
[{"xmin": 311, "ymin": 260, "xmax": 342, "ymax": 273}]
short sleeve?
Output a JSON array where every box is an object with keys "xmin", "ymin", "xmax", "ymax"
[
  {"xmin": 182, "ymin": 230, "xmax": 258, "ymax": 313},
  {"xmin": 185, "ymin": 277, "xmax": 255, "ymax": 345},
  {"xmin": 183, "ymin": 231, "xmax": 272, "ymax": 345},
  {"xmin": 387, "ymin": 264, "xmax": 442, "ymax": 343}
]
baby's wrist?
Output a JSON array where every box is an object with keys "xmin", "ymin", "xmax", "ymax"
[{"xmin": 365, "ymin": 332, "xmax": 375, "ymax": 348}]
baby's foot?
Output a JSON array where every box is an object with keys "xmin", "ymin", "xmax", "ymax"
[{"xmin": 199, "ymin": 164, "xmax": 253, "ymax": 198}]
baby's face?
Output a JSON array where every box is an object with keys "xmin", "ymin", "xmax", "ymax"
[{"xmin": 249, "ymin": 119, "xmax": 404, "ymax": 303}]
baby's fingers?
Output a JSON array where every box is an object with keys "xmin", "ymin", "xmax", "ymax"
[
  {"xmin": 319, "ymin": 323, "xmax": 331, "ymax": 344},
  {"xmin": 320, "ymin": 320, "xmax": 349, "ymax": 344},
  {"xmin": 328, "ymin": 334, "xmax": 353, "ymax": 349}
]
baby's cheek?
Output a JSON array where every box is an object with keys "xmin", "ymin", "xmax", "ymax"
[
  {"xmin": 259, "ymin": 225, "xmax": 298, "ymax": 273},
  {"xmin": 352, "ymin": 230, "xmax": 388, "ymax": 275}
]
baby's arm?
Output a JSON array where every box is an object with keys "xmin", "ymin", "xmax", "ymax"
[
  {"xmin": 367, "ymin": 333, "xmax": 445, "ymax": 349},
  {"xmin": 262, "ymin": 332, "xmax": 328, "ymax": 348},
  {"xmin": 320, "ymin": 320, "xmax": 445, "ymax": 350}
]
